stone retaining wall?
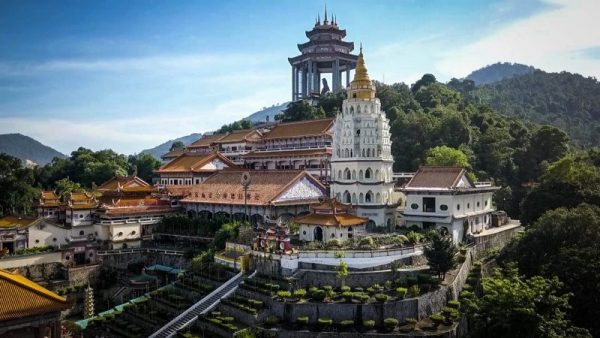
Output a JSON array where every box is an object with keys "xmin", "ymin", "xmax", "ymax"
[
  {"xmin": 296, "ymin": 266, "xmax": 428, "ymax": 289},
  {"xmin": 259, "ymin": 324, "xmax": 460, "ymax": 338}
]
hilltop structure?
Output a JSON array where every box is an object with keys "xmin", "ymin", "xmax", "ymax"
[
  {"xmin": 289, "ymin": 7, "xmax": 358, "ymax": 100},
  {"xmin": 330, "ymin": 49, "xmax": 398, "ymax": 228}
]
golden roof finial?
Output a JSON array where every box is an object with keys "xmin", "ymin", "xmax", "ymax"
[{"xmin": 353, "ymin": 44, "xmax": 370, "ymax": 82}]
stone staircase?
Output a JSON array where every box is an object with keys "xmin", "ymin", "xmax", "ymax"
[{"xmin": 149, "ymin": 271, "xmax": 248, "ymax": 338}]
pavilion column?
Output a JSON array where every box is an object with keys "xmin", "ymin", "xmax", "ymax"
[
  {"xmin": 291, "ymin": 65, "xmax": 297, "ymax": 101},
  {"xmin": 346, "ymin": 69, "xmax": 350, "ymax": 87},
  {"xmin": 307, "ymin": 61, "xmax": 313, "ymax": 96},
  {"xmin": 333, "ymin": 59, "xmax": 340, "ymax": 92},
  {"xmin": 301, "ymin": 67, "xmax": 307, "ymax": 99},
  {"xmin": 314, "ymin": 64, "xmax": 320, "ymax": 94}
]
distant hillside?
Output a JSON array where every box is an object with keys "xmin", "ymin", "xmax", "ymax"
[
  {"xmin": 466, "ymin": 62, "xmax": 536, "ymax": 85},
  {"xmin": 140, "ymin": 133, "xmax": 203, "ymax": 159},
  {"xmin": 244, "ymin": 102, "xmax": 290, "ymax": 123},
  {"xmin": 465, "ymin": 70, "xmax": 600, "ymax": 146},
  {"xmin": 0, "ymin": 133, "xmax": 66, "ymax": 165}
]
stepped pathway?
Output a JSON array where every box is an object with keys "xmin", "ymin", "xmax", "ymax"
[{"xmin": 149, "ymin": 271, "xmax": 250, "ymax": 338}]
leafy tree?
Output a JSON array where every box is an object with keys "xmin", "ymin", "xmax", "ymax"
[
  {"xmin": 411, "ymin": 74, "xmax": 437, "ymax": 93},
  {"xmin": 216, "ymin": 119, "xmax": 254, "ymax": 134},
  {"xmin": 276, "ymin": 100, "xmax": 325, "ymax": 122},
  {"xmin": 425, "ymin": 146, "xmax": 470, "ymax": 168},
  {"xmin": 423, "ymin": 231, "xmax": 458, "ymax": 279},
  {"xmin": 499, "ymin": 204, "xmax": 600, "ymax": 336},
  {"xmin": 128, "ymin": 153, "xmax": 161, "ymax": 183},
  {"xmin": 470, "ymin": 264, "xmax": 590, "ymax": 338},
  {"xmin": 519, "ymin": 153, "xmax": 600, "ymax": 224},
  {"xmin": 54, "ymin": 178, "xmax": 83, "ymax": 198},
  {"xmin": 336, "ymin": 260, "xmax": 349, "ymax": 288},
  {"xmin": 169, "ymin": 141, "xmax": 185, "ymax": 152},
  {"xmin": 0, "ymin": 153, "xmax": 39, "ymax": 216}
]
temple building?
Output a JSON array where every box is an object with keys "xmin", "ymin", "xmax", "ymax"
[
  {"xmin": 63, "ymin": 192, "xmax": 98, "ymax": 226},
  {"xmin": 242, "ymin": 118, "xmax": 334, "ymax": 179},
  {"xmin": 180, "ymin": 170, "xmax": 327, "ymax": 224},
  {"xmin": 400, "ymin": 166, "xmax": 499, "ymax": 243},
  {"xmin": 160, "ymin": 148, "xmax": 186, "ymax": 163},
  {"xmin": 330, "ymin": 49, "xmax": 399, "ymax": 228},
  {"xmin": 156, "ymin": 151, "xmax": 237, "ymax": 186},
  {"xmin": 186, "ymin": 133, "xmax": 226, "ymax": 154},
  {"xmin": 289, "ymin": 7, "xmax": 358, "ymax": 100},
  {"xmin": 0, "ymin": 216, "xmax": 34, "ymax": 254},
  {"xmin": 36, "ymin": 191, "xmax": 60, "ymax": 221},
  {"xmin": 211, "ymin": 128, "xmax": 263, "ymax": 165},
  {"xmin": 296, "ymin": 198, "xmax": 367, "ymax": 242},
  {"xmin": 0, "ymin": 269, "xmax": 70, "ymax": 338}
]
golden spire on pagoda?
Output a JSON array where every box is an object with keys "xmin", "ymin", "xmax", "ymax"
[{"xmin": 348, "ymin": 45, "xmax": 375, "ymax": 100}]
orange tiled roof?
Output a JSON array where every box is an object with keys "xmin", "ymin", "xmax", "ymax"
[
  {"xmin": 66, "ymin": 192, "xmax": 97, "ymax": 210},
  {"xmin": 98, "ymin": 198, "xmax": 177, "ymax": 216},
  {"xmin": 39, "ymin": 191, "xmax": 60, "ymax": 207},
  {"xmin": 242, "ymin": 148, "xmax": 332, "ymax": 159},
  {"xmin": 213, "ymin": 129, "xmax": 262, "ymax": 144},
  {"xmin": 263, "ymin": 118, "xmax": 334, "ymax": 140},
  {"xmin": 187, "ymin": 133, "xmax": 226, "ymax": 148},
  {"xmin": 158, "ymin": 151, "xmax": 237, "ymax": 173},
  {"xmin": 161, "ymin": 149, "xmax": 186, "ymax": 159},
  {"xmin": 405, "ymin": 166, "xmax": 470, "ymax": 189},
  {"xmin": 0, "ymin": 269, "xmax": 69, "ymax": 321},
  {"xmin": 180, "ymin": 170, "xmax": 326, "ymax": 206},
  {"xmin": 96, "ymin": 176, "xmax": 150, "ymax": 192},
  {"xmin": 0, "ymin": 216, "xmax": 37, "ymax": 228},
  {"xmin": 310, "ymin": 198, "xmax": 352, "ymax": 212},
  {"xmin": 294, "ymin": 213, "xmax": 368, "ymax": 227}
]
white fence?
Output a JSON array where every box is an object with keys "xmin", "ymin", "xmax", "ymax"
[{"xmin": 298, "ymin": 245, "xmax": 424, "ymax": 259}]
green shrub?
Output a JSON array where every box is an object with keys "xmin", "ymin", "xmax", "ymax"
[
  {"xmin": 249, "ymin": 299, "xmax": 263, "ymax": 309},
  {"xmin": 375, "ymin": 293, "xmax": 388, "ymax": 303},
  {"xmin": 362, "ymin": 320, "xmax": 375, "ymax": 329},
  {"xmin": 383, "ymin": 318, "xmax": 399, "ymax": 331},
  {"xmin": 264, "ymin": 315, "xmax": 280, "ymax": 327},
  {"xmin": 318, "ymin": 317, "xmax": 333, "ymax": 330},
  {"xmin": 366, "ymin": 287, "xmax": 376, "ymax": 295},
  {"xmin": 447, "ymin": 300, "xmax": 460, "ymax": 309},
  {"xmin": 353, "ymin": 292, "xmax": 369, "ymax": 303},
  {"xmin": 462, "ymin": 284, "xmax": 473, "ymax": 292},
  {"xmin": 323, "ymin": 285, "xmax": 333, "ymax": 291},
  {"xmin": 277, "ymin": 291, "xmax": 291, "ymax": 300},
  {"xmin": 354, "ymin": 287, "xmax": 363, "ymax": 292},
  {"xmin": 296, "ymin": 316, "xmax": 309, "ymax": 325},
  {"xmin": 406, "ymin": 231, "xmax": 423, "ymax": 244},
  {"xmin": 293, "ymin": 289, "xmax": 306, "ymax": 298},
  {"xmin": 405, "ymin": 317, "xmax": 417, "ymax": 328},
  {"xmin": 220, "ymin": 316, "xmax": 234, "ymax": 323},
  {"xmin": 396, "ymin": 287, "xmax": 407, "ymax": 298},
  {"xmin": 359, "ymin": 236, "xmax": 374, "ymax": 248},
  {"xmin": 340, "ymin": 286, "xmax": 351, "ymax": 292},
  {"xmin": 457, "ymin": 253, "xmax": 466, "ymax": 263},
  {"xmin": 342, "ymin": 291, "xmax": 353, "ymax": 302},
  {"xmin": 326, "ymin": 239, "xmax": 342, "ymax": 249},
  {"xmin": 384, "ymin": 280, "xmax": 392, "ymax": 290},
  {"xmin": 339, "ymin": 319, "xmax": 354, "ymax": 330},
  {"xmin": 308, "ymin": 286, "xmax": 318, "ymax": 294},
  {"xmin": 408, "ymin": 284, "xmax": 420, "ymax": 297},
  {"xmin": 430, "ymin": 313, "xmax": 445, "ymax": 326},
  {"xmin": 312, "ymin": 289, "xmax": 326, "ymax": 301}
]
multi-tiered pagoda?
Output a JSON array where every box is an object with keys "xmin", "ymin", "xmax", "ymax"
[{"xmin": 289, "ymin": 7, "xmax": 358, "ymax": 101}]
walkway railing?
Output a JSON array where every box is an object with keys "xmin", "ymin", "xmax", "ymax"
[
  {"xmin": 96, "ymin": 247, "xmax": 185, "ymax": 256},
  {"xmin": 148, "ymin": 271, "xmax": 249, "ymax": 338}
]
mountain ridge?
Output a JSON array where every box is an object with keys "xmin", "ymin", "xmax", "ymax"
[{"xmin": 0, "ymin": 133, "xmax": 66, "ymax": 165}]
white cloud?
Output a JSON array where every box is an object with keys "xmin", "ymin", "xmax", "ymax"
[{"xmin": 436, "ymin": 0, "xmax": 600, "ymax": 79}]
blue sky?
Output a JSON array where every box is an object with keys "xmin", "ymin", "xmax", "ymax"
[{"xmin": 0, "ymin": 0, "xmax": 598, "ymax": 155}]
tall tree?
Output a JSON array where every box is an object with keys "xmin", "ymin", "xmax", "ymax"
[
  {"xmin": 425, "ymin": 146, "xmax": 470, "ymax": 168},
  {"xmin": 128, "ymin": 153, "xmax": 161, "ymax": 183},
  {"xmin": 423, "ymin": 231, "xmax": 457, "ymax": 279},
  {"xmin": 169, "ymin": 141, "xmax": 185, "ymax": 152},
  {"xmin": 0, "ymin": 153, "xmax": 39, "ymax": 216}
]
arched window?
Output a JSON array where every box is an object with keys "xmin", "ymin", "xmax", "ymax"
[
  {"xmin": 365, "ymin": 168, "xmax": 372, "ymax": 179},
  {"xmin": 357, "ymin": 105, "xmax": 361, "ymax": 114},
  {"xmin": 362, "ymin": 149, "xmax": 365, "ymax": 157},
  {"xmin": 348, "ymin": 227, "xmax": 353, "ymax": 239},
  {"xmin": 366, "ymin": 191, "xmax": 373, "ymax": 203},
  {"xmin": 352, "ymin": 193, "xmax": 357, "ymax": 204},
  {"xmin": 344, "ymin": 168, "xmax": 351, "ymax": 180},
  {"xmin": 350, "ymin": 149, "xmax": 353, "ymax": 157},
  {"xmin": 337, "ymin": 149, "xmax": 340, "ymax": 157},
  {"xmin": 336, "ymin": 192, "xmax": 341, "ymax": 200},
  {"xmin": 345, "ymin": 149, "xmax": 349, "ymax": 157},
  {"xmin": 367, "ymin": 148, "xmax": 371, "ymax": 157},
  {"xmin": 359, "ymin": 193, "xmax": 364, "ymax": 203},
  {"xmin": 343, "ymin": 191, "xmax": 351, "ymax": 204},
  {"xmin": 356, "ymin": 129, "xmax": 361, "ymax": 136},
  {"xmin": 352, "ymin": 170, "xmax": 356, "ymax": 179},
  {"xmin": 350, "ymin": 106, "xmax": 354, "ymax": 114},
  {"xmin": 359, "ymin": 170, "xmax": 364, "ymax": 180}
]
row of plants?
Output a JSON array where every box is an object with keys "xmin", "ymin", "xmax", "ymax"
[
  {"xmin": 200, "ymin": 311, "xmax": 240, "ymax": 333},
  {"xmin": 12, "ymin": 245, "xmax": 54, "ymax": 255},
  {"xmin": 221, "ymin": 295, "xmax": 264, "ymax": 315},
  {"xmin": 56, "ymin": 284, "xmax": 87, "ymax": 295}
]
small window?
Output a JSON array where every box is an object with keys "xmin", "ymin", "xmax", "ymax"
[
  {"xmin": 411, "ymin": 203, "xmax": 419, "ymax": 210},
  {"xmin": 457, "ymin": 204, "xmax": 461, "ymax": 210},
  {"xmin": 53, "ymin": 238, "xmax": 57, "ymax": 242},
  {"xmin": 467, "ymin": 203, "xmax": 470, "ymax": 209},
  {"xmin": 302, "ymin": 231, "xmax": 306, "ymax": 235},
  {"xmin": 331, "ymin": 233, "xmax": 335, "ymax": 238},
  {"xmin": 79, "ymin": 230, "xmax": 84, "ymax": 236},
  {"xmin": 65, "ymin": 255, "xmax": 70, "ymax": 260},
  {"xmin": 79, "ymin": 214, "xmax": 83, "ymax": 218},
  {"xmin": 485, "ymin": 200, "xmax": 488, "ymax": 206},
  {"xmin": 440, "ymin": 205, "xmax": 448, "ymax": 211},
  {"xmin": 477, "ymin": 201, "xmax": 480, "ymax": 207},
  {"xmin": 131, "ymin": 231, "xmax": 136, "ymax": 235},
  {"xmin": 118, "ymin": 232, "xmax": 123, "ymax": 236},
  {"xmin": 35, "ymin": 239, "xmax": 40, "ymax": 244},
  {"xmin": 89, "ymin": 253, "xmax": 94, "ymax": 257}
]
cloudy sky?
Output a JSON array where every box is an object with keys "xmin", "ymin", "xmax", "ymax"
[{"xmin": 0, "ymin": 0, "xmax": 598, "ymax": 155}]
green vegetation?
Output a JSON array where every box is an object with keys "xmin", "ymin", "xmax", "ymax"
[
  {"xmin": 216, "ymin": 119, "xmax": 254, "ymax": 134},
  {"xmin": 454, "ymin": 69, "xmax": 600, "ymax": 147},
  {"xmin": 499, "ymin": 204, "xmax": 600, "ymax": 336},
  {"xmin": 464, "ymin": 62, "xmax": 536, "ymax": 85},
  {"xmin": 467, "ymin": 264, "xmax": 590, "ymax": 338},
  {"xmin": 424, "ymin": 231, "xmax": 458, "ymax": 279},
  {"xmin": 0, "ymin": 153, "xmax": 39, "ymax": 216}
]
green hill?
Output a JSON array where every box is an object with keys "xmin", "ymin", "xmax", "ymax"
[
  {"xmin": 453, "ymin": 70, "xmax": 600, "ymax": 146},
  {"xmin": 465, "ymin": 62, "xmax": 536, "ymax": 85},
  {"xmin": 0, "ymin": 133, "xmax": 66, "ymax": 165}
]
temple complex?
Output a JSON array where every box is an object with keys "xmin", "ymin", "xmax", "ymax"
[
  {"xmin": 289, "ymin": 7, "xmax": 358, "ymax": 100},
  {"xmin": 156, "ymin": 151, "xmax": 237, "ymax": 186},
  {"xmin": 330, "ymin": 49, "xmax": 399, "ymax": 228}
]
